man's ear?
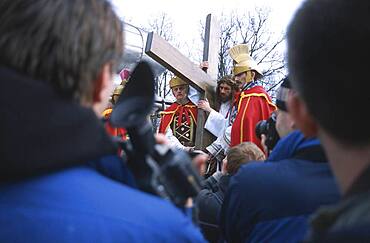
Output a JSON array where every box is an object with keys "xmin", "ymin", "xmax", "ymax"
[
  {"xmin": 287, "ymin": 91, "xmax": 318, "ymax": 137},
  {"xmin": 92, "ymin": 64, "xmax": 112, "ymax": 104}
]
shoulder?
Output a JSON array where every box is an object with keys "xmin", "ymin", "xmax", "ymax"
[
  {"xmin": 162, "ymin": 103, "xmax": 179, "ymax": 113},
  {"xmin": 0, "ymin": 166, "xmax": 205, "ymax": 242},
  {"xmin": 240, "ymin": 86, "xmax": 274, "ymax": 105}
]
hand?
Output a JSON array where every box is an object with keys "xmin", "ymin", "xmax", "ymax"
[
  {"xmin": 155, "ymin": 134, "xmax": 208, "ymax": 176},
  {"xmin": 260, "ymin": 134, "xmax": 269, "ymax": 155},
  {"xmin": 198, "ymin": 99, "xmax": 212, "ymax": 113},
  {"xmin": 199, "ymin": 61, "xmax": 209, "ymax": 71},
  {"xmin": 192, "ymin": 152, "xmax": 208, "ymax": 177},
  {"xmin": 221, "ymin": 158, "xmax": 228, "ymax": 175}
]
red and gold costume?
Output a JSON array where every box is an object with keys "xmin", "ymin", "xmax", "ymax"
[
  {"xmin": 158, "ymin": 101, "xmax": 198, "ymax": 147},
  {"xmin": 102, "ymin": 108, "xmax": 127, "ymax": 140},
  {"xmin": 230, "ymin": 86, "xmax": 276, "ymax": 150},
  {"xmin": 229, "ymin": 44, "xmax": 276, "ymax": 151}
]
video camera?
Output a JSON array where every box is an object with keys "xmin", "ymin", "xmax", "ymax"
[
  {"xmin": 255, "ymin": 112, "xmax": 280, "ymax": 151},
  {"xmin": 110, "ymin": 61, "xmax": 203, "ymax": 207}
]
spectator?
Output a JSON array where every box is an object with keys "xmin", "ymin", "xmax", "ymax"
[
  {"xmin": 287, "ymin": 0, "xmax": 370, "ymax": 241},
  {"xmin": 197, "ymin": 142, "xmax": 265, "ymax": 243},
  {"xmin": 0, "ymin": 0, "xmax": 205, "ymax": 242},
  {"xmin": 220, "ymin": 78, "xmax": 340, "ymax": 243}
]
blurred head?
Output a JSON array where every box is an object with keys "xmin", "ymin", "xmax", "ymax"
[
  {"xmin": 217, "ymin": 75, "xmax": 237, "ymax": 103},
  {"xmin": 225, "ymin": 142, "xmax": 265, "ymax": 175},
  {"xmin": 287, "ymin": 0, "xmax": 370, "ymax": 146},
  {"xmin": 170, "ymin": 77, "xmax": 189, "ymax": 103},
  {"xmin": 0, "ymin": 0, "xmax": 124, "ymax": 108}
]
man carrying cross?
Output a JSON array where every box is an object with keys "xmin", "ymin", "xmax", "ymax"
[
  {"xmin": 205, "ymin": 44, "xmax": 276, "ymax": 171},
  {"xmin": 158, "ymin": 76, "xmax": 198, "ymax": 150}
]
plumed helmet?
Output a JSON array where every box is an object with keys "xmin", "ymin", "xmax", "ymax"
[
  {"xmin": 229, "ymin": 44, "xmax": 263, "ymax": 80},
  {"xmin": 229, "ymin": 44, "xmax": 250, "ymax": 63},
  {"xmin": 169, "ymin": 76, "xmax": 188, "ymax": 88}
]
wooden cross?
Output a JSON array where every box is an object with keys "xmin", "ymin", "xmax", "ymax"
[{"xmin": 145, "ymin": 14, "xmax": 220, "ymax": 150}]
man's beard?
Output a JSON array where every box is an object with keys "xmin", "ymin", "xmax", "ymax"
[{"xmin": 218, "ymin": 94, "xmax": 232, "ymax": 103}]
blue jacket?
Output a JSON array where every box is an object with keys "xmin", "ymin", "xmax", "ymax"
[
  {"xmin": 220, "ymin": 130, "xmax": 340, "ymax": 243},
  {"xmin": 0, "ymin": 67, "xmax": 205, "ymax": 243}
]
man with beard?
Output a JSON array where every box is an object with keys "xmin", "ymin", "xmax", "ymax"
[
  {"xmin": 198, "ymin": 75, "xmax": 238, "ymax": 138},
  {"xmin": 203, "ymin": 45, "xmax": 275, "ymax": 176}
]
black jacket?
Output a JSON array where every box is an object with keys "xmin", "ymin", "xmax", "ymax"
[{"xmin": 196, "ymin": 173, "xmax": 230, "ymax": 243}]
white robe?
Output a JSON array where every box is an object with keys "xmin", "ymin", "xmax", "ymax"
[{"xmin": 204, "ymin": 101, "xmax": 231, "ymax": 137}]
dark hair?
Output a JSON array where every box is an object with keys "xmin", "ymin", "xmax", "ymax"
[
  {"xmin": 287, "ymin": 0, "xmax": 370, "ymax": 145},
  {"xmin": 216, "ymin": 75, "xmax": 238, "ymax": 102},
  {"xmin": 226, "ymin": 142, "xmax": 265, "ymax": 175},
  {"xmin": 0, "ymin": 0, "xmax": 123, "ymax": 103}
]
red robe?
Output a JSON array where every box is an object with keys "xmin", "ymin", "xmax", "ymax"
[
  {"xmin": 158, "ymin": 101, "xmax": 198, "ymax": 135},
  {"xmin": 230, "ymin": 86, "xmax": 276, "ymax": 150}
]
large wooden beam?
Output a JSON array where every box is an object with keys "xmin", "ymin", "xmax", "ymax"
[
  {"xmin": 203, "ymin": 14, "xmax": 221, "ymax": 81},
  {"xmin": 195, "ymin": 14, "xmax": 221, "ymax": 149},
  {"xmin": 145, "ymin": 32, "xmax": 215, "ymax": 94}
]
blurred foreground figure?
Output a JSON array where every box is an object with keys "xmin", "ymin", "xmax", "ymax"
[
  {"xmin": 0, "ymin": 0, "xmax": 205, "ymax": 242},
  {"xmin": 287, "ymin": 0, "xmax": 370, "ymax": 242}
]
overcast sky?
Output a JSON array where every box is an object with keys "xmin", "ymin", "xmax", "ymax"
[{"xmin": 112, "ymin": 0, "xmax": 305, "ymax": 41}]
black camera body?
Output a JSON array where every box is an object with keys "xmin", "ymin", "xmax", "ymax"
[
  {"xmin": 111, "ymin": 61, "xmax": 203, "ymax": 207},
  {"xmin": 255, "ymin": 113, "xmax": 280, "ymax": 151}
]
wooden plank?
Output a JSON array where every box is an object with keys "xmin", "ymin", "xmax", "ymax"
[
  {"xmin": 145, "ymin": 32, "xmax": 215, "ymax": 94},
  {"xmin": 194, "ymin": 14, "xmax": 220, "ymax": 149},
  {"xmin": 203, "ymin": 14, "xmax": 221, "ymax": 80}
]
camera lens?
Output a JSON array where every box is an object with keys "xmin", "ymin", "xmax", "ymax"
[{"xmin": 255, "ymin": 120, "xmax": 268, "ymax": 139}]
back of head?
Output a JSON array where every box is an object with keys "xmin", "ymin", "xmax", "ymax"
[
  {"xmin": 287, "ymin": 0, "xmax": 370, "ymax": 145},
  {"xmin": 0, "ymin": 0, "xmax": 123, "ymax": 103},
  {"xmin": 226, "ymin": 142, "xmax": 265, "ymax": 175}
]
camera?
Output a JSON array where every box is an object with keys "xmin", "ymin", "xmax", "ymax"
[
  {"xmin": 110, "ymin": 61, "xmax": 203, "ymax": 207},
  {"xmin": 255, "ymin": 112, "xmax": 280, "ymax": 151}
]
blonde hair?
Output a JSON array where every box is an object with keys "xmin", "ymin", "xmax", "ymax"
[{"xmin": 226, "ymin": 142, "xmax": 265, "ymax": 175}]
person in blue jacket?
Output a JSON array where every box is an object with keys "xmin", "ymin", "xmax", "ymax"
[
  {"xmin": 220, "ymin": 78, "xmax": 340, "ymax": 243},
  {"xmin": 0, "ymin": 0, "xmax": 205, "ymax": 242}
]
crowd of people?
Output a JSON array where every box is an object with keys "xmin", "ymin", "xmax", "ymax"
[{"xmin": 1, "ymin": 0, "xmax": 370, "ymax": 242}]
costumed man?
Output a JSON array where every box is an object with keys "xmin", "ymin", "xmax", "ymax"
[
  {"xmin": 228, "ymin": 44, "xmax": 276, "ymax": 150},
  {"xmin": 198, "ymin": 75, "xmax": 238, "ymax": 138},
  {"xmin": 158, "ymin": 76, "xmax": 198, "ymax": 151},
  {"xmin": 204, "ymin": 45, "xmax": 275, "ymax": 175},
  {"xmin": 198, "ymin": 75, "xmax": 238, "ymax": 177},
  {"xmin": 102, "ymin": 69, "xmax": 129, "ymax": 140}
]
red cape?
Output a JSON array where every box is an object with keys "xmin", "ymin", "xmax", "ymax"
[
  {"xmin": 158, "ymin": 101, "xmax": 198, "ymax": 134},
  {"xmin": 230, "ymin": 86, "xmax": 276, "ymax": 150}
]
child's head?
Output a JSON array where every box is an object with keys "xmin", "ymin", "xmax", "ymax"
[{"xmin": 224, "ymin": 142, "xmax": 265, "ymax": 175}]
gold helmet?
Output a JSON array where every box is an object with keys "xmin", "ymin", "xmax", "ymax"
[
  {"xmin": 229, "ymin": 44, "xmax": 250, "ymax": 63},
  {"xmin": 113, "ymin": 84, "xmax": 124, "ymax": 96},
  {"xmin": 229, "ymin": 44, "xmax": 263, "ymax": 80},
  {"xmin": 169, "ymin": 76, "xmax": 188, "ymax": 88},
  {"xmin": 232, "ymin": 58, "xmax": 263, "ymax": 80},
  {"xmin": 110, "ymin": 84, "xmax": 124, "ymax": 105}
]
